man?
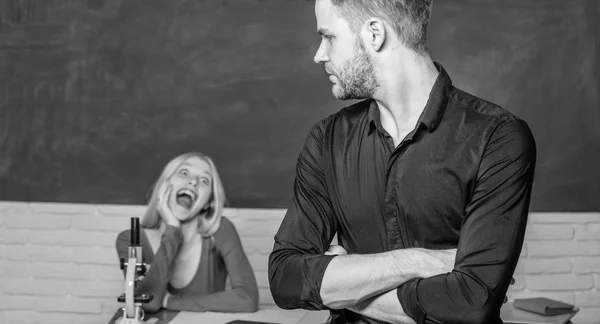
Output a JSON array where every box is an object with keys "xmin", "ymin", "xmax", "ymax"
[{"xmin": 268, "ymin": 0, "xmax": 536, "ymax": 323}]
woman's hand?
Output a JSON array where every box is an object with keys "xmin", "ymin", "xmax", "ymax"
[{"xmin": 157, "ymin": 184, "xmax": 180, "ymax": 228}]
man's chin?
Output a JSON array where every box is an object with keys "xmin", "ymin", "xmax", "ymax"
[
  {"xmin": 332, "ymin": 87, "xmax": 364, "ymax": 100},
  {"xmin": 332, "ymin": 85, "xmax": 349, "ymax": 100}
]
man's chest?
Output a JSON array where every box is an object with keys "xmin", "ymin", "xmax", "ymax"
[{"xmin": 326, "ymin": 132, "xmax": 482, "ymax": 249}]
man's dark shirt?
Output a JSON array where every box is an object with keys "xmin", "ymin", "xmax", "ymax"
[{"xmin": 268, "ymin": 63, "xmax": 536, "ymax": 324}]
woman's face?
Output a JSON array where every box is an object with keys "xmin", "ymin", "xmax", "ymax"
[{"xmin": 167, "ymin": 156, "xmax": 213, "ymax": 222}]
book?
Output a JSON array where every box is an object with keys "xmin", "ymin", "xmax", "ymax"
[
  {"xmin": 501, "ymin": 301, "xmax": 579, "ymax": 324},
  {"xmin": 514, "ymin": 297, "xmax": 575, "ymax": 316}
]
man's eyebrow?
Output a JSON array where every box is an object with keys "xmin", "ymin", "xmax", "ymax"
[{"xmin": 318, "ymin": 28, "xmax": 332, "ymax": 35}]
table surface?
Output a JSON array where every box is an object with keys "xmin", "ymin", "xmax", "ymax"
[
  {"xmin": 108, "ymin": 302, "xmax": 580, "ymax": 324},
  {"xmin": 107, "ymin": 306, "xmax": 331, "ymax": 324}
]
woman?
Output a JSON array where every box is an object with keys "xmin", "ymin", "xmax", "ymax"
[{"xmin": 115, "ymin": 152, "xmax": 259, "ymax": 313}]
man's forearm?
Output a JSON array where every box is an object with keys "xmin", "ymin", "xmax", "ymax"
[
  {"xmin": 320, "ymin": 248, "xmax": 454, "ymax": 309},
  {"xmin": 349, "ymin": 289, "xmax": 416, "ymax": 324}
]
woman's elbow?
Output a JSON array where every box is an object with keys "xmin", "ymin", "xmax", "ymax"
[{"xmin": 235, "ymin": 289, "xmax": 259, "ymax": 313}]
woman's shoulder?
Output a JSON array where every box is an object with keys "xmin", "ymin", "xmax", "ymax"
[{"xmin": 215, "ymin": 216, "xmax": 237, "ymax": 235}]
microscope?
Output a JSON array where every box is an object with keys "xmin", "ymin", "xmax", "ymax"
[{"xmin": 117, "ymin": 217, "xmax": 153, "ymax": 324}]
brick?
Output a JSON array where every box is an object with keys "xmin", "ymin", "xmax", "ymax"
[
  {"xmin": 0, "ymin": 261, "xmax": 94, "ymax": 281},
  {"xmin": 248, "ymin": 253, "xmax": 269, "ymax": 271},
  {"xmin": 0, "ymin": 202, "xmax": 29, "ymax": 213},
  {"xmin": 0, "ymin": 229, "xmax": 28, "ymax": 244},
  {"xmin": 528, "ymin": 241, "xmax": 600, "ymax": 257},
  {"xmin": 258, "ymin": 287, "xmax": 275, "ymax": 306},
  {"xmin": 254, "ymin": 270, "xmax": 269, "ymax": 289},
  {"xmin": 529, "ymin": 213, "xmax": 600, "ymax": 224},
  {"xmin": 95, "ymin": 204, "xmax": 146, "ymax": 217},
  {"xmin": 506, "ymin": 291, "xmax": 575, "ymax": 304},
  {"xmin": 72, "ymin": 247, "xmax": 117, "ymax": 265},
  {"xmin": 223, "ymin": 208, "xmax": 238, "ymax": 219},
  {"xmin": 4, "ymin": 311, "xmax": 91, "ymax": 324},
  {"xmin": 3, "ymin": 278, "xmax": 70, "ymax": 295},
  {"xmin": 100, "ymin": 297, "xmax": 121, "ymax": 315},
  {"xmin": 240, "ymin": 237, "xmax": 275, "ymax": 255},
  {"xmin": 525, "ymin": 274, "xmax": 594, "ymax": 291},
  {"xmin": 572, "ymin": 307, "xmax": 600, "ymax": 324},
  {"xmin": 574, "ymin": 223, "xmax": 600, "ymax": 240},
  {"xmin": 29, "ymin": 230, "xmax": 115, "ymax": 247},
  {"xmin": 524, "ymin": 224, "xmax": 574, "ymax": 240},
  {"xmin": 235, "ymin": 208, "xmax": 286, "ymax": 221},
  {"xmin": 29, "ymin": 202, "xmax": 95, "ymax": 215},
  {"xmin": 0, "ymin": 295, "xmax": 36, "ymax": 310},
  {"xmin": 517, "ymin": 258, "xmax": 572, "ymax": 274},
  {"xmin": 4, "ymin": 214, "xmax": 70, "ymax": 229},
  {"xmin": 36, "ymin": 296, "xmax": 101, "ymax": 314},
  {"xmin": 3, "ymin": 311, "xmax": 37, "ymax": 324},
  {"xmin": 572, "ymin": 257, "xmax": 600, "ymax": 274},
  {"xmin": 71, "ymin": 215, "xmax": 128, "ymax": 232},
  {"xmin": 65, "ymin": 314, "xmax": 111, "ymax": 324},
  {"xmin": 70, "ymin": 281, "xmax": 122, "ymax": 298},
  {"xmin": 94, "ymin": 265, "xmax": 123, "ymax": 282},
  {"xmin": 231, "ymin": 219, "xmax": 282, "ymax": 238},
  {"xmin": 4, "ymin": 245, "xmax": 72, "ymax": 263},
  {"xmin": 575, "ymin": 291, "xmax": 600, "ymax": 307}
]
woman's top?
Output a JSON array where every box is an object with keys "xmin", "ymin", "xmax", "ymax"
[{"xmin": 116, "ymin": 216, "xmax": 259, "ymax": 313}]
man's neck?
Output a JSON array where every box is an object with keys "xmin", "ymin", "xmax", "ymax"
[{"xmin": 372, "ymin": 52, "xmax": 439, "ymax": 145}]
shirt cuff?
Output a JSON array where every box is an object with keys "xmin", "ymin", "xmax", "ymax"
[
  {"xmin": 397, "ymin": 278, "xmax": 426, "ymax": 324},
  {"xmin": 300, "ymin": 254, "xmax": 336, "ymax": 309}
]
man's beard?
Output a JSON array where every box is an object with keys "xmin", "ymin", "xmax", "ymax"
[{"xmin": 327, "ymin": 41, "xmax": 379, "ymax": 100}]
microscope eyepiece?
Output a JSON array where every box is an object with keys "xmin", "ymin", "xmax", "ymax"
[{"xmin": 130, "ymin": 217, "xmax": 140, "ymax": 246}]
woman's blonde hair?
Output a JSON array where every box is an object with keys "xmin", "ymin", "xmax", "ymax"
[{"xmin": 141, "ymin": 152, "xmax": 226, "ymax": 237}]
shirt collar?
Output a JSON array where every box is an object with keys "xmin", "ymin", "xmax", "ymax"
[{"xmin": 368, "ymin": 62, "xmax": 452, "ymax": 135}]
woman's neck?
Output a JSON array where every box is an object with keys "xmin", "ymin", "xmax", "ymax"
[{"xmin": 161, "ymin": 217, "xmax": 201, "ymax": 244}]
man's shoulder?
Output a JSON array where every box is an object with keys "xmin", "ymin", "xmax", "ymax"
[
  {"xmin": 309, "ymin": 99, "xmax": 371, "ymax": 135},
  {"xmin": 448, "ymin": 87, "xmax": 534, "ymax": 147},
  {"xmin": 449, "ymin": 87, "xmax": 518, "ymax": 122}
]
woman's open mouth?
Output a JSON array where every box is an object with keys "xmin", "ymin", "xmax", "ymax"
[{"xmin": 176, "ymin": 188, "xmax": 197, "ymax": 208}]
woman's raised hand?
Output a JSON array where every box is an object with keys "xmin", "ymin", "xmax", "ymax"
[{"xmin": 157, "ymin": 183, "xmax": 180, "ymax": 228}]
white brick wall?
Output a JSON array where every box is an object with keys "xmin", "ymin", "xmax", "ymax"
[
  {"xmin": 508, "ymin": 213, "xmax": 600, "ymax": 324},
  {"xmin": 0, "ymin": 202, "xmax": 599, "ymax": 324}
]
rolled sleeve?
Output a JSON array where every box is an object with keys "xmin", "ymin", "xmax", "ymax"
[
  {"xmin": 398, "ymin": 118, "xmax": 536, "ymax": 324},
  {"xmin": 268, "ymin": 118, "xmax": 338, "ymax": 310}
]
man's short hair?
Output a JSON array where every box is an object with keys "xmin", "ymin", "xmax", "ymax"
[{"xmin": 331, "ymin": 0, "xmax": 433, "ymax": 54}]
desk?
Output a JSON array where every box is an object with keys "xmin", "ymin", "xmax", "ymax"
[{"xmin": 107, "ymin": 307, "xmax": 330, "ymax": 324}]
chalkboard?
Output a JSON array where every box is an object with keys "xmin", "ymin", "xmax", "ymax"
[{"xmin": 0, "ymin": 0, "xmax": 598, "ymax": 211}]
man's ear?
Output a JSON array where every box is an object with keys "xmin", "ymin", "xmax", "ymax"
[{"xmin": 365, "ymin": 18, "xmax": 386, "ymax": 51}]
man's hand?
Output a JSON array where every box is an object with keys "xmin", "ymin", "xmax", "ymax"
[
  {"xmin": 418, "ymin": 248, "xmax": 456, "ymax": 278},
  {"xmin": 325, "ymin": 245, "xmax": 348, "ymax": 256}
]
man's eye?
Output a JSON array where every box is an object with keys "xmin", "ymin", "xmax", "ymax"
[
  {"xmin": 180, "ymin": 169, "xmax": 189, "ymax": 176},
  {"xmin": 200, "ymin": 178, "xmax": 209, "ymax": 185}
]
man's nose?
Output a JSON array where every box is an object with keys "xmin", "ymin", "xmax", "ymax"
[
  {"xmin": 314, "ymin": 43, "xmax": 329, "ymax": 64},
  {"xmin": 188, "ymin": 178, "xmax": 198, "ymax": 187}
]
